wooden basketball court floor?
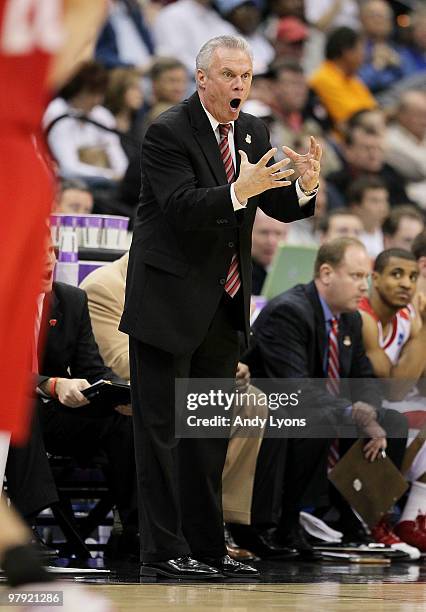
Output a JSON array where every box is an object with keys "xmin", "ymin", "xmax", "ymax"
[
  {"xmin": 3, "ymin": 561, "xmax": 426, "ymax": 611},
  {"xmin": 82, "ymin": 580, "xmax": 426, "ymax": 612}
]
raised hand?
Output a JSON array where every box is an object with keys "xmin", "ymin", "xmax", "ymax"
[
  {"xmin": 282, "ymin": 136, "xmax": 322, "ymax": 192},
  {"xmin": 234, "ymin": 148, "xmax": 295, "ymax": 202}
]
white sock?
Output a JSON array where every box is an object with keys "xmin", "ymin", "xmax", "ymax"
[{"xmin": 400, "ymin": 480, "xmax": 426, "ymax": 522}]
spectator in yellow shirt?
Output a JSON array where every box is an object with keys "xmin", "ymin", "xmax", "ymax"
[{"xmin": 309, "ymin": 27, "xmax": 376, "ymax": 131}]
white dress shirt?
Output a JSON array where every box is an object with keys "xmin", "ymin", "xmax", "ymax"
[{"xmin": 201, "ymin": 103, "xmax": 318, "ymax": 211}]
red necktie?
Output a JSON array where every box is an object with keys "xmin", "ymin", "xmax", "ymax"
[
  {"xmin": 327, "ymin": 318, "xmax": 340, "ymax": 469},
  {"xmin": 219, "ymin": 123, "xmax": 241, "ymax": 298},
  {"xmin": 326, "ymin": 318, "xmax": 340, "ymax": 395}
]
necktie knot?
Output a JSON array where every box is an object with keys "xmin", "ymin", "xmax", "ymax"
[
  {"xmin": 219, "ymin": 123, "xmax": 232, "ymax": 139},
  {"xmin": 330, "ymin": 318, "xmax": 339, "ymax": 335}
]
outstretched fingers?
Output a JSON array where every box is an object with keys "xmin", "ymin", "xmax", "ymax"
[
  {"xmin": 282, "ymin": 145, "xmax": 301, "ymax": 161},
  {"xmin": 267, "ymin": 157, "xmax": 291, "ymax": 174},
  {"xmin": 314, "ymin": 141, "xmax": 322, "ymax": 162},
  {"xmin": 271, "ymin": 168, "xmax": 295, "ymax": 180},
  {"xmin": 257, "ymin": 147, "xmax": 278, "ymax": 167},
  {"xmin": 269, "ymin": 168, "xmax": 294, "ymax": 187}
]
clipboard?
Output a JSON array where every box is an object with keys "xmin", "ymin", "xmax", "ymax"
[
  {"xmin": 81, "ymin": 379, "xmax": 131, "ymax": 406},
  {"xmin": 328, "ymin": 440, "xmax": 408, "ymax": 528}
]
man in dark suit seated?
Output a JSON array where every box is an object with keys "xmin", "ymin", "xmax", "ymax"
[
  {"xmin": 6, "ymin": 241, "xmax": 138, "ymax": 559},
  {"xmin": 240, "ymin": 237, "xmax": 408, "ymax": 556}
]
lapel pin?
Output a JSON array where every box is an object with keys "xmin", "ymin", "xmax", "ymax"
[
  {"xmin": 49, "ymin": 319, "xmax": 57, "ymax": 327},
  {"xmin": 343, "ymin": 336, "xmax": 351, "ymax": 346},
  {"xmin": 245, "ymin": 134, "xmax": 251, "ymax": 144}
]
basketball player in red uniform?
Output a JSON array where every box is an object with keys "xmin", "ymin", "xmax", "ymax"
[{"xmin": 0, "ymin": 0, "xmax": 109, "ymax": 600}]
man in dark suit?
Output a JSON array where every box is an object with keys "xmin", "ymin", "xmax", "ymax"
[
  {"xmin": 6, "ymin": 242, "xmax": 138, "ymax": 554},
  {"xmin": 243, "ymin": 237, "xmax": 408, "ymax": 555},
  {"xmin": 120, "ymin": 35, "xmax": 321, "ymax": 579}
]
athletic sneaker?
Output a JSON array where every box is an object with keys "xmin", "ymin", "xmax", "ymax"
[
  {"xmin": 394, "ymin": 513, "xmax": 426, "ymax": 553},
  {"xmin": 372, "ymin": 517, "xmax": 421, "ymax": 560}
]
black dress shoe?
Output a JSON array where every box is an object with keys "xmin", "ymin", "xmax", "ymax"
[
  {"xmin": 140, "ymin": 556, "xmax": 222, "ymax": 579},
  {"xmin": 105, "ymin": 526, "xmax": 140, "ymax": 562},
  {"xmin": 199, "ymin": 554, "xmax": 259, "ymax": 578},
  {"xmin": 229, "ymin": 524, "xmax": 297, "ymax": 560},
  {"xmin": 341, "ymin": 526, "xmax": 375, "ymax": 546},
  {"xmin": 276, "ymin": 525, "xmax": 321, "ymax": 560}
]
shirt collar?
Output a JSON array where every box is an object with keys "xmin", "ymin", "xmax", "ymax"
[
  {"xmin": 199, "ymin": 99, "xmax": 235, "ymax": 135},
  {"xmin": 37, "ymin": 293, "xmax": 45, "ymax": 309},
  {"xmin": 318, "ymin": 293, "xmax": 339, "ymax": 325}
]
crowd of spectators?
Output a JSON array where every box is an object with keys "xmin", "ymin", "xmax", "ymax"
[{"xmin": 42, "ymin": 0, "xmax": 426, "ymax": 230}]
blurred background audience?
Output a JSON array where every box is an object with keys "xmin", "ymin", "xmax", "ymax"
[{"xmin": 25, "ymin": 0, "xmax": 426, "ymax": 563}]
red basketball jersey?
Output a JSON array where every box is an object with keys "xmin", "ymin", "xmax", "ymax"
[
  {"xmin": 0, "ymin": 0, "xmax": 63, "ymax": 131},
  {"xmin": 0, "ymin": 0, "xmax": 63, "ymax": 442}
]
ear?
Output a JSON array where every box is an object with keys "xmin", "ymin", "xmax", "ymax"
[
  {"xmin": 319, "ymin": 263, "xmax": 333, "ymax": 285},
  {"xmin": 419, "ymin": 256, "xmax": 426, "ymax": 274},
  {"xmin": 196, "ymin": 68, "xmax": 206, "ymax": 90}
]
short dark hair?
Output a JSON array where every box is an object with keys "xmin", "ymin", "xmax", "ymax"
[
  {"xmin": 382, "ymin": 205, "xmax": 424, "ymax": 237},
  {"xmin": 59, "ymin": 178, "xmax": 91, "ymax": 194},
  {"xmin": 347, "ymin": 175, "xmax": 388, "ymax": 206},
  {"xmin": 314, "ymin": 237, "xmax": 365, "ymax": 277},
  {"xmin": 318, "ymin": 208, "xmax": 360, "ymax": 234},
  {"xmin": 346, "ymin": 109, "xmax": 382, "ymax": 133},
  {"xmin": 374, "ymin": 248, "xmax": 416, "ymax": 273},
  {"xmin": 325, "ymin": 27, "xmax": 362, "ymax": 61},
  {"xmin": 412, "ymin": 231, "xmax": 426, "ymax": 260},
  {"xmin": 270, "ymin": 58, "xmax": 304, "ymax": 79},
  {"xmin": 344, "ymin": 124, "xmax": 380, "ymax": 146},
  {"xmin": 150, "ymin": 57, "xmax": 187, "ymax": 81},
  {"xmin": 59, "ymin": 61, "xmax": 109, "ymax": 100}
]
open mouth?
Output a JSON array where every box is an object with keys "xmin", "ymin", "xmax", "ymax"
[{"xmin": 230, "ymin": 98, "xmax": 241, "ymax": 112}]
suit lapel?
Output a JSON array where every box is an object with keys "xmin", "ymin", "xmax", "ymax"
[
  {"xmin": 188, "ymin": 93, "xmax": 227, "ymax": 185},
  {"xmin": 305, "ymin": 282, "xmax": 327, "ymax": 372},
  {"xmin": 38, "ymin": 290, "xmax": 62, "ymax": 364},
  {"xmin": 234, "ymin": 114, "xmax": 252, "ymax": 176}
]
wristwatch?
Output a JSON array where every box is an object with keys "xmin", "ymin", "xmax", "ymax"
[{"xmin": 299, "ymin": 180, "xmax": 319, "ymax": 196}]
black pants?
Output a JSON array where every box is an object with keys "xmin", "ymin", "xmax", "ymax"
[
  {"xmin": 129, "ymin": 297, "xmax": 240, "ymax": 562},
  {"xmin": 6, "ymin": 409, "xmax": 59, "ymax": 519},
  {"xmin": 38, "ymin": 400, "xmax": 137, "ymax": 527},
  {"xmin": 251, "ymin": 408, "xmax": 408, "ymax": 531}
]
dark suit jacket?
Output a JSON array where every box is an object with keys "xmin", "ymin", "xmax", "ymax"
[
  {"xmin": 245, "ymin": 281, "xmax": 382, "ymax": 430},
  {"xmin": 120, "ymin": 92, "xmax": 315, "ymax": 355},
  {"xmin": 251, "ymin": 258, "xmax": 267, "ymax": 296},
  {"xmin": 36, "ymin": 282, "xmax": 119, "ymax": 389}
]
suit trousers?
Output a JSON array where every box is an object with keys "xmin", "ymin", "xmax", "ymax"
[
  {"xmin": 6, "ymin": 407, "xmax": 59, "ymax": 519},
  {"xmin": 249, "ymin": 408, "xmax": 408, "ymax": 531},
  {"xmin": 277, "ymin": 408, "xmax": 408, "ymax": 532},
  {"xmin": 38, "ymin": 400, "xmax": 137, "ymax": 527},
  {"xmin": 129, "ymin": 295, "xmax": 241, "ymax": 563}
]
